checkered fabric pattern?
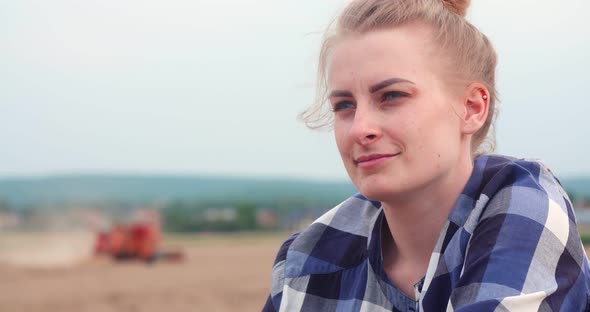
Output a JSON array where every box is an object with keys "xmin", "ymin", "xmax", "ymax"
[{"xmin": 262, "ymin": 155, "xmax": 590, "ymax": 311}]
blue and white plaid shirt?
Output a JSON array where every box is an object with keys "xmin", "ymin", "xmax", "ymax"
[{"xmin": 263, "ymin": 155, "xmax": 590, "ymax": 311}]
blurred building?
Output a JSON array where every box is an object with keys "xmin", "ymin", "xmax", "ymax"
[
  {"xmin": 256, "ymin": 209, "xmax": 278, "ymax": 229},
  {"xmin": 204, "ymin": 208, "xmax": 237, "ymax": 222},
  {"xmin": 0, "ymin": 211, "xmax": 20, "ymax": 229}
]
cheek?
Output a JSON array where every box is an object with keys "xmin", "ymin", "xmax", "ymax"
[
  {"xmin": 334, "ymin": 123, "xmax": 350, "ymax": 157},
  {"xmin": 423, "ymin": 114, "xmax": 463, "ymax": 165},
  {"xmin": 407, "ymin": 107, "xmax": 458, "ymax": 159}
]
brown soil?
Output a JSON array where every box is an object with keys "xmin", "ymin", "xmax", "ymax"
[
  {"xmin": 2, "ymin": 232, "xmax": 588, "ymax": 312},
  {"xmin": 0, "ymin": 232, "xmax": 287, "ymax": 312}
]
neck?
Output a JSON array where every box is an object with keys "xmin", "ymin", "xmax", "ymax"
[{"xmin": 381, "ymin": 156, "xmax": 474, "ymax": 265}]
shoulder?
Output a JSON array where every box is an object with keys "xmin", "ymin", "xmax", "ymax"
[
  {"xmin": 266, "ymin": 194, "xmax": 382, "ymax": 310},
  {"xmin": 450, "ymin": 155, "xmax": 590, "ymax": 310},
  {"xmin": 471, "ymin": 155, "xmax": 578, "ymax": 256},
  {"xmin": 267, "ymin": 194, "xmax": 381, "ymax": 311},
  {"xmin": 271, "ymin": 194, "xmax": 381, "ymax": 278},
  {"xmin": 285, "ymin": 193, "xmax": 382, "ymax": 277},
  {"xmin": 471, "ymin": 155, "xmax": 572, "ymax": 221}
]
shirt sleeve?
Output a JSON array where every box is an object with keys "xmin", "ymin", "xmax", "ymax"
[
  {"xmin": 262, "ymin": 232, "xmax": 300, "ymax": 312},
  {"xmin": 449, "ymin": 176, "xmax": 590, "ymax": 311}
]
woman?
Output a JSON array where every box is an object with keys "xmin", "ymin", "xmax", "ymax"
[{"xmin": 264, "ymin": 0, "xmax": 590, "ymax": 311}]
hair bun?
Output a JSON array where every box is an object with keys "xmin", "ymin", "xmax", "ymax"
[{"xmin": 441, "ymin": 0, "xmax": 471, "ymax": 17}]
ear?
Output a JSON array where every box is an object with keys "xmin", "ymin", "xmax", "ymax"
[{"xmin": 460, "ymin": 83, "xmax": 489, "ymax": 135}]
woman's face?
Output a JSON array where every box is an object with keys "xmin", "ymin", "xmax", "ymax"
[{"xmin": 329, "ymin": 23, "xmax": 467, "ymax": 203}]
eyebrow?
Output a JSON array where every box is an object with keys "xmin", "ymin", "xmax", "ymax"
[
  {"xmin": 369, "ymin": 78, "xmax": 414, "ymax": 93},
  {"xmin": 329, "ymin": 77, "xmax": 414, "ymax": 98},
  {"xmin": 329, "ymin": 90, "xmax": 353, "ymax": 98}
]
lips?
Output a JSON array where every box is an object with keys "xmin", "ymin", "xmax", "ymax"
[{"xmin": 354, "ymin": 153, "xmax": 400, "ymax": 168}]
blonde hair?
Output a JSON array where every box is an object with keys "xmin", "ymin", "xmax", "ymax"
[{"xmin": 300, "ymin": 0, "xmax": 498, "ymax": 155}]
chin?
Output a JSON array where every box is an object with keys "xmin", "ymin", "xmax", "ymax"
[{"xmin": 354, "ymin": 175, "xmax": 404, "ymax": 202}]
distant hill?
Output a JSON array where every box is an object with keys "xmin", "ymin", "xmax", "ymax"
[
  {"xmin": 562, "ymin": 177, "xmax": 590, "ymax": 201},
  {"xmin": 0, "ymin": 175, "xmax": 358, "ymax": 209},
  {"xmin": 0, "ymin": 175, "xmax": 588, "ymax": 210}
]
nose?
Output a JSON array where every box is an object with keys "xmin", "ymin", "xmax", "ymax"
[{"xmin": 348, "ymin": 104, "xmax": 381, "ymax": 146}]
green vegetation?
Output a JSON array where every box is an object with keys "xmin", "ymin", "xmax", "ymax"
[
  {"xmin": 0, "ymin": 175, "xmax": 359, "ymax": 232},
  {"xmin": 1, "ymin": 175, "xmax": 589, "ymax": 233},
  {"xmin": 0, "ymin": 175, "xmax": 357, "ymax": 209},
  {"xmin": 564, "ymin": 177, "xmax": 590, "ymax": 203},
  {"xmin": 236, "ymin": 202, "xmax": 257, "ymax": 230},
  {"xmin": 162, "ymin": 202, "xmax": 260, "ymax": 232}
]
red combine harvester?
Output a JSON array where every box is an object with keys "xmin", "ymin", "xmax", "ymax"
[{"xmin": 94, "ymin": 221, "xmax": 184, "ymax": 263}]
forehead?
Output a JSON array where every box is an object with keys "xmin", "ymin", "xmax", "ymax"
[{"xmin": 328, "ymin": 23, "xmax": 438, "ymax": 88}]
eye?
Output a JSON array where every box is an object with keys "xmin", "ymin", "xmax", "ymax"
[
  {"xmin": 332, "ymin": 100, "xmax": 355, "ymax": 112},
  {"xmin": 381, "ymin": 91, "xmax": 407, "ymax": 102}
]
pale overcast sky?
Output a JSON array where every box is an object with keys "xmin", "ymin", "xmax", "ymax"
[{"xmin": 0, "ymin": 0, "xmax": 588, "ymax": 180}]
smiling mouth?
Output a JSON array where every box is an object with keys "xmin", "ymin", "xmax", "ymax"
[{"xmin": 354, "ymin": 153, "xmax": 401, "ymax": 168}]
